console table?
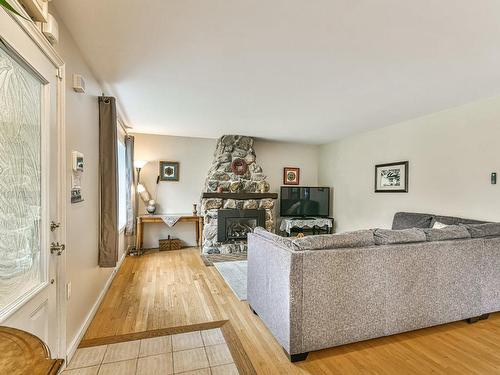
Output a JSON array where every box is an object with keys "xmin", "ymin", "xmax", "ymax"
[
  {"xmin": 136, "ymin": 214, "xmax": 203, "ymax": 252},
  {"xmin": 280, "ymin": 217, "xmax": 334, "ymax": 236}
]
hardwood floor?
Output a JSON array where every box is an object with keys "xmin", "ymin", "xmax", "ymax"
[{"xmin": 82, "ymin": 249, "xmax": 500, "ymax": 374}]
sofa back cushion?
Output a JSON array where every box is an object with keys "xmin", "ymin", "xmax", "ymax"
[
  {"xmin": 423, "ymin": 225, "xmax": 471, "ymax": 242},
  {"xmin": 253, "ymin": 227, "xmax": 297, "ymax": 250},
  {"xmin": 392, "ymin": 212, "xmax": 434, "ymax": 230},
  {"xmin": 374, "ymin": 228, "xmax": 426, "ymax": 245},
  {"xmin": 392, "ymin": 212, "xmax": 488, "ymax": 230},
  {"xmin": 292, "ymin": 230, "xmax": 375, "ymax": 250},
  {"xmin": 462, "ymin": 223, "xmax": 500, "ymax": 238},
  {"xmin": 434, "ymin": 215, "xmax": 487, "ymax": 226}
]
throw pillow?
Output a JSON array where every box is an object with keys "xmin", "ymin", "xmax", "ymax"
[
  {"xmin": 374, "ymin": 228, "xmax": 426, "ymax": 245},
  {"xmin": 432, "ymin": 221, "xmax": 448, "ymax": 229}
]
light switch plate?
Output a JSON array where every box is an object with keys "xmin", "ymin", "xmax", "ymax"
[{"xmin": 492, "ymin": 172, "xmax": 497, "ymax": 185}]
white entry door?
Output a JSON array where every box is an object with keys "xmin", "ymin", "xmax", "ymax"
[{"xmin": 0, "ymin": 7, "xmax": 65, "ymax": 358}]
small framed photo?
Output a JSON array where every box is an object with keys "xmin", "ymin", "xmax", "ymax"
[
  {"xmin": 159, "ymin": 161, "xmax": 179, "ymax": 181},
  {"xmin": 375, "ymin": 161, "xmax": 408, "ymax": 193},
  {"xmin": 283, "ymin": 167, "xmax": 300, "ymax": 185}
]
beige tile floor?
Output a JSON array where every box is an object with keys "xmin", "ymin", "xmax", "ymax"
[{"xmin": 63, "ymin": 328, "xmax": 239, "ymax": 375}]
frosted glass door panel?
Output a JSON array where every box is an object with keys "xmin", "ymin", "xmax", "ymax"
[{"xmin": 0, "ymin": 46, "xmax": 43, "ymax": 312}]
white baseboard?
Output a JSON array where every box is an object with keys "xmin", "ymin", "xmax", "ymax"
[{"xmin": 66, "ymin": 251, "xmax": 127, "ymax": 364}]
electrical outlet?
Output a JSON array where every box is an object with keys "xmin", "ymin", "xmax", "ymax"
[{"xmin": 66, "ymin": 282, "xmax": 72, "ymax": 300}]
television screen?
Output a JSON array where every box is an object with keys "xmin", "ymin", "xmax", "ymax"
[{"xmin": 280, "ymin": 187, "xmax": 330, "ymax": 217}]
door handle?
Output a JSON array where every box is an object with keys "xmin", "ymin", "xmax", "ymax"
[{"xmin": 50, "ymin": 242, "xmax": 65, "ymax": 256}]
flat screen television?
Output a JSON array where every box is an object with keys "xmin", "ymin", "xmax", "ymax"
[{"xmin": 280, "ymin": 186, "xmax": 330, "ymax": 218}]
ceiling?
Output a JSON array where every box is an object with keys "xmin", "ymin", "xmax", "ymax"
[{"xmin": 53, "ymin": 0, "xmax": 500, "ymax": 144}]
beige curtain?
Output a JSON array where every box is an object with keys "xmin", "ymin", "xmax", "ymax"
[
  {"xmin": 98, "ymin": 96, "xmax": 118, "ymax": 267},
  {"xmin": 125, "ymin": 135, "xmax": 136, "ymax": 236}
]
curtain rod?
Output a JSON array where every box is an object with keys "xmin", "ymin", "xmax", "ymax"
[
  {"xmin": 117, "ymin": 118, "xmax": 128, "ymax": 135},
  {"xmin": 100, "ymin": 93, "xmax": 128, "ymax": 135}
]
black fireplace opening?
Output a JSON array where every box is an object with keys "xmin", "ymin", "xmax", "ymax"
[{"xmin": 217, "ymin": 209, "xmax": 266, "ymax": 242}]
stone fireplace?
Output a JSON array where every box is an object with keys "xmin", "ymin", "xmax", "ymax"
[{"xmin": 200, "ymin": 135, "xmax": 277, "ymax": 254}]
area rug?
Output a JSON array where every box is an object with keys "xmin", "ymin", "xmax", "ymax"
[
  {"xmin": 201, "ymin": 252, "xmax": 247, "ymax": 266},
  {"xmin": 214, "ymin": 261, "xmax": 248, "ymax": 301}
]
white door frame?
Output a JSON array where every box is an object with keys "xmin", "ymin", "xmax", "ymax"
[{"xmin": 2, "ymin": 1, "xmax": 67, "ymax": 359}]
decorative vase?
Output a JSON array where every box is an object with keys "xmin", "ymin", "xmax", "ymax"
[{"xmin": 146, "ymin": 200, "xmax": 156, "ymax": 214}]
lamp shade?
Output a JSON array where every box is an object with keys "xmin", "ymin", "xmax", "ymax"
[{"xmin": 134, "ymin": 160, "xmax": 148, "ymax": 169}]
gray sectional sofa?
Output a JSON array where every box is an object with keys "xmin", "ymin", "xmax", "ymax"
[{"xmin": 247, "ymin": 212, "xmax": 500, "ymax": 362}]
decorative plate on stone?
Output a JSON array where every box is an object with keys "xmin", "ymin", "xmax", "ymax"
[{"xmin": 231, "ymin": 158, "xmax": 248, "ymax": 175}]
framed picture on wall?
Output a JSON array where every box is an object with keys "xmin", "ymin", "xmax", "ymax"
[
  {"xmin": 283, "ymin": 167, "xmax": 300, "ymax": 185},
  {"xmin": 159, "ymin": 161, "xmax": 179, "ymax": 181},
  {"xmin": 375, "ymin": 161, "xmax": 408, "ymax": 193}
]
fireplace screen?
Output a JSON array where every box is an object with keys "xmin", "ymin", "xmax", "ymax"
[
  {"xmin": 225, "ymin": 218, "xmax": 258, "ymax": 240},
  {"xmin": 217, "ymin": 209, "xmax": 266, "ymax": 242}
]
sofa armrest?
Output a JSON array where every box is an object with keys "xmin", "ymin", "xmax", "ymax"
[{"xmin": 247, "ymin": 232, "xmax": 304, "ymax": 355}]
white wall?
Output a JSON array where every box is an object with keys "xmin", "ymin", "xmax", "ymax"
[
  {"xmin": 52, "ymin": 10, "xmax": 126, "ymax": 355},
  {"xmin": 319, "ymin": 96, "xmax": 500, "ymax": 233},
  {"xmin": 253, "ymin": 140, "xmax": 320, "ymax": 194},
  {"xmin": 133, "ymin": 133, "xmax": 320, "ymax": 248}
]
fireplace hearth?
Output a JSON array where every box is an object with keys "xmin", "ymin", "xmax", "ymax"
[{"xmin": 218, "ymin": 209, "xmax": 266, "ymax": 242}]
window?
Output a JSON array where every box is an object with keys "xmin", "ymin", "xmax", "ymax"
[
  {"xmin": 0, "ymin": 45, "xmax": 44, "ymax": 313},
  {"xmin": 117, "ymin": 136, "xmax": 127, "ymax": 230}
]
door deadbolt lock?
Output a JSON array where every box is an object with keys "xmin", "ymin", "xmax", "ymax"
[{"xmin": 50, "ymin": 242, "xmax": 65, "ymax": 256}]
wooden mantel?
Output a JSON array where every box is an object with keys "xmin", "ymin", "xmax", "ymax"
[{"xmin": 202, "ymin": 192, "xmax": 278, "ymax": 200}]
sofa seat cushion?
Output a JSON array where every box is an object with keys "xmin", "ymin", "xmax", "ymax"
[
  {"xmin": 374, "ymin": 228, "xmax": 426, "ymax": 245},
  {"xmin": 292, "ymin": 230, "xmax": 375, "ymax": 250},
  {"xmin": 462, "ymin": 223, "xmax": 500, "ymax": 238},
  {"xmin": 423, "ymin": 225, "xmax": 471, "ymax": 242}
]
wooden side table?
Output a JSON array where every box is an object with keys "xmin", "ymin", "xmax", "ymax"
[
  {"xmin": 136, "ymin": 215, "xmax": 203, "ymax": 253},
  {"xmin": 0, "ymin": 327, "xmax": 63, "ymax": 375}
]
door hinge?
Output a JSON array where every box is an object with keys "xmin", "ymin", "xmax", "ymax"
[{"xmin": 50, "ymin": 242, "xmax": 66, "ymax": 256}]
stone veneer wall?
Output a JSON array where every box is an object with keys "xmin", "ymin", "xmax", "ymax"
[{"xmin": 201, "ymin": 135, "xmax": 275, "ymax": 254}]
